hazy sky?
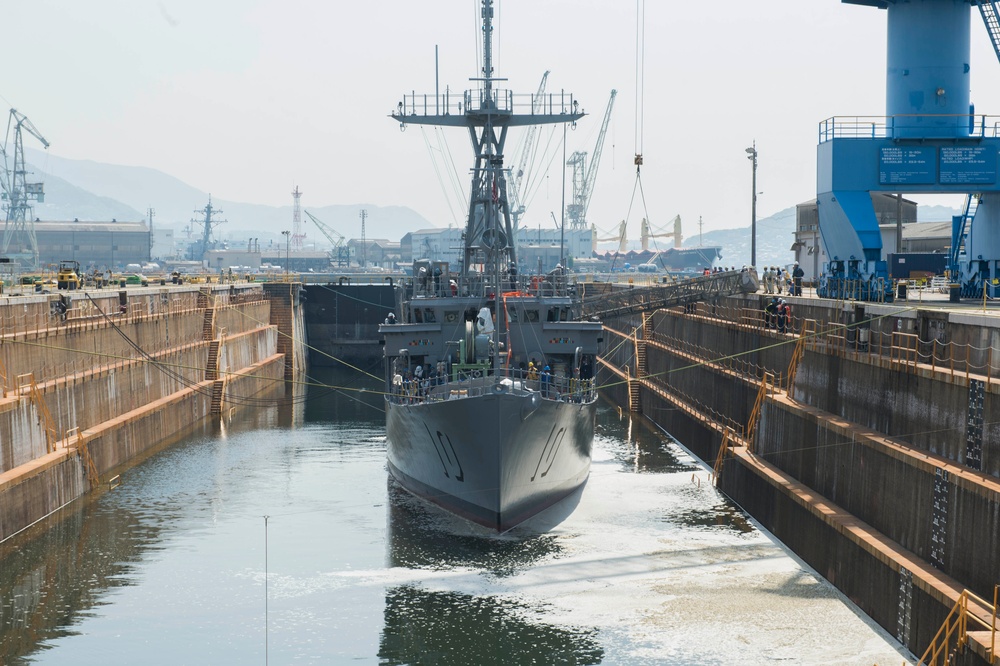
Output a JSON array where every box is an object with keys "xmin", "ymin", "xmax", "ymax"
[{"xmin": 6, "ymin": 1, "xmax": 999, "ymax": 239}]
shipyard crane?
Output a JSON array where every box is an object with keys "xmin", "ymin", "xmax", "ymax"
[
  {"xmin": 819, "ymin": 1, "xmax": 1000, "ymax": 301},
  {"xmin": 1, "ymin": 109, "xmax": 50, "ymax": 268},
  {"xmin": 303, "ymin": 210, "xmax": 350, "ymax": 267},
  {"xmin": 566, "ymin": 89, "xmax": 616, "ymax": 231},
  {"xmin": 950, "ymin": 2, "xmax": 1000, "ymax": 281},
  {"xmin": 507, "ymin": 71, "xmax": 550, "ymax": 233},
  {"xmin": 640, "ymin": 215, "xmax": 682, "ymax": 251}
]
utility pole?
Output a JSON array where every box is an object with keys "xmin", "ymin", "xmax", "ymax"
[
  {"xmin": 359, "ymin": 209, "xmax": 368, "ymax": 269},
  {"xmin": 745, "ymin": 142, "xmax": 758, "ymax": 267},
  {"xmin": 147, "ymin": 207, "xmax": 155, "ymax": 260},
  {"xmin": 281, "ymin": 230, "xmax": 290, "ymax": 277}
]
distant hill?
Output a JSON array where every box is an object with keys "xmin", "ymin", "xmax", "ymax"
[
  {"xmin": 918, "ymin": 204, "xmax": 963, "ymax": 222},
  {"xmin": 30, "ymin": 170, "xmax": 145, "ymax": 222},
  {"xmin": 23, "ymin": 148, "xmax": 434, "ymax": 245},
  {"xmin": 688, "ymin": 206, "xmax": 798, "ymax": 269}
]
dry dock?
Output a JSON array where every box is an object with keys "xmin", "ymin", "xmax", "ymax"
[
  {"xmin": 0, "ymin": 281, "xmax": 305, "ymax": 543},
  {"xmin": 600, "ymin": 289, "xmax": 1000, "ymax": 664}
]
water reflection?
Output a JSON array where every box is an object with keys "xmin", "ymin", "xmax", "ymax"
[
  {"xmin": 596, "ymin": 401, "xmax": 694, "ymax": 474},
  {"xmin": 0, "ymin": 392, "xmax": 285, "ymax": 665},
  {"xmin": 377, "ymin": 586, "xmax": 603, "ymax": 666},
  {"xmin": 385, "ymin": 483, "xmax": 562, "ymax": 578},
  {"xmin": 659, "ymin": 497, "xmax": 756, "ymax": 535},
  {"xmin": 301, "ymin": 365, "xmax": 385, "ymax": 425}
]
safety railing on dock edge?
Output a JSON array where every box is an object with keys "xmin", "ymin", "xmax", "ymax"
[
  {"xmin": 645, "ymin": 331, "xmax": 784, "ymax": 388},
  {"xmin": 678, "ymin": 301, "xmax": 1000, "ymax": 387},
  {"xmin": 639, "ymin": 372, "xmax": 746, "ymax": 441},
  {"xmin": 919, "ymin": 585, "xmax": 999, "ymax": 666}
]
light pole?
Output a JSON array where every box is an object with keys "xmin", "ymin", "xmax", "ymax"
[
  {"xmin": 746, "ymin": 142, "xmax": 758, "ymax": 267},
  {"xmin": 281, "ymin": 230, "xmax": 290, "ymax": 278},
  {"xmin": 359, "ymin": 209, "xmax": 368, "ymax": 269}
]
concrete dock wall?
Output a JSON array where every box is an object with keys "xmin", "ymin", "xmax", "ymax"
[
  {"xmin": 0, "ymin": 282, "xmax": 303, "ymax": 543},
  {"xmin": 601, "ymin": 293, "xmax": 1000, "ymax": 661}
]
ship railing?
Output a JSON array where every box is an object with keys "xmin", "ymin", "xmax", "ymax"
[
  {"xmin": 818, "ymin": 114, "xmax": 1000, "ymax": 143},
  {"xmin": 394, "ymin": 90, "xmax": 580, "ymax": 119},
  {"xmin": 387, "ymin": 369, "xmax": 596, "ymax": 405},
  {"xmin": 404, "ymin": 272, "xmax": 577, "ymax": 302}
]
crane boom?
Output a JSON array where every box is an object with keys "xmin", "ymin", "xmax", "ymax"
[
  {"xmin": 507, "ymin": 71, "xmax": 550, "ymax": 232},
  {"xmin": 9, "ymin": 110, "xmax": 49, "ymax": 149},
  {"xmin": 304, "ymin": 210, "xmax": 350, "ymax": 267},
  {"xmin": 581, "ymin": 89, "xmax": 616, "ymax": 220},
  {"xmin": 567, "ymin": 90, "xmax": 616, "ymax": 230}
]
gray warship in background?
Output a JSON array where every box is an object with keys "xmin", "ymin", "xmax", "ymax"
[{"xmin": 379, "ymin": 0, "xmax": 602, "ymax": 531}]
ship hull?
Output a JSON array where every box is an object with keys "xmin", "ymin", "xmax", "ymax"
[{"xmin": 386, "ymin": 392, "xmax": 595, "ymax": 531}]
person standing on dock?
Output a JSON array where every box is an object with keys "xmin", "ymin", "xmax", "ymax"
[
  {"xmin": 764, "ymin": 297, "xmax": 778, "ymax": 329},
  {"xmin": 777, "ymin": 299, "xmax": 789, "ymax": 333},
  {"xmin": 792, "ymin": 262, "xmax": 804, "ymax": 296}
]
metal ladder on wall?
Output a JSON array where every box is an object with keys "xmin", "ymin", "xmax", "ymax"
[
  {"xmin": 919, "ymin": 585, "xmax": 999, "ymax": 665},
  {"xmin": 68, "ymin": 427, "xmax": 100, "ymax": 489},
  {"xmin": 18, "ymin": 373, "xmax": 59, "ymax": 454},
  {"xmin": 785, "ymin": 319, "xmax": 816, "ymax": 395},
  {"xmin": 745, "ymin": 372, "xmax": 774, "ymax": 454}
]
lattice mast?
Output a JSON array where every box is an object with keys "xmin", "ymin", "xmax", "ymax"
[
  {"xmin": 192, "ymin": 196, "xmax": 226, "ymax": 261},
  {"xmin": 392, "ymin": 0, "xmax": 584, "ymax": 280},
  {"xmin": 291, "ymin": 185, "xmax": 305, "ymax": 251},
  {"xmin": 1, "ymin": 109, "xmax": 50, "ymax": 268}
]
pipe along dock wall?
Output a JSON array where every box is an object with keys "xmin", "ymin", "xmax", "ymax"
[
  {"xmin": 600, "ymin": 295, "xmax": 1000, "ymax": 663},
  {"xmin": 0, "ymin": 283, "xmax": 304, "ymax": 543}
]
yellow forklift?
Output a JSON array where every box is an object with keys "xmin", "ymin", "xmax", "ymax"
[{"xmin": 56, "ymin": 260, "xmax": 81, "ymax": 290}]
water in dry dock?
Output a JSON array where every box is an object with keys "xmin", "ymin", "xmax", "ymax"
[{"xmin": 0, "ymin": 368, "xmax": 911, "ymax": 665}]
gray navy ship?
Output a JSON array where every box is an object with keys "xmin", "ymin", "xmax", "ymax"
[{"xmin": 380, "ymin": 0, "xmax": 603, "ymax": 531}]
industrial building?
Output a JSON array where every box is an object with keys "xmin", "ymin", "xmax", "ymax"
[{"xmin": 6, "ymin": 220, "xmax": 151, "ymax": 269}]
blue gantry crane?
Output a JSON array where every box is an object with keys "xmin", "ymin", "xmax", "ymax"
[{"xmin": 819, "ymin": 1, "xmax": 1000, "ymax": 300}]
